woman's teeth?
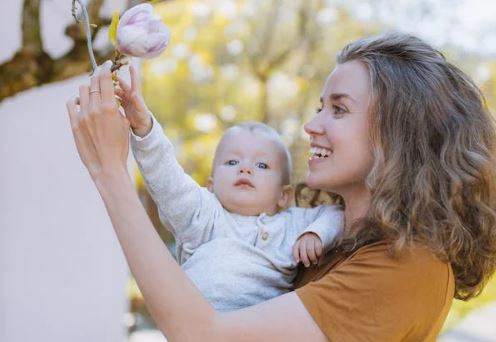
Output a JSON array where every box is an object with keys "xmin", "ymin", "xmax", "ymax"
[{"xmin": 310, "ymin": 147, "xmax": 332, "ymax": 159}]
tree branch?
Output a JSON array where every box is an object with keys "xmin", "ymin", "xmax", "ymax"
[
  {"xmin": 0, "ymin": 0, "xmax": 173, "ymax": 102},
  {"xmin": 22, "ymin": 0, "xmax": 43, "ymax": 54}
]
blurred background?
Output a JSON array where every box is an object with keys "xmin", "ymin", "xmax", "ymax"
[{"xmin": 1, "ymin": 0, "xmax": 495, "ymax": 341}]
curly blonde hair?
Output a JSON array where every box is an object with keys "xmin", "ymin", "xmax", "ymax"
[{"xmin": 331, "ymin": 32, "xmax": 496, "ymax": 300}]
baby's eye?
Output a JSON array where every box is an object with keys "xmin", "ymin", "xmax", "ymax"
[
  {"xmin": 225, "ymin": 160, "xmax": 239, "ymax": 166},
  {"xmin": 256, "ymin": 162, "xmax": 269, "ymax": 169}
]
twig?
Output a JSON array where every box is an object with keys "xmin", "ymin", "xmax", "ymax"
[{"xmin": 72, "ymin": 0, "xmax": 97, "ymax": 73}]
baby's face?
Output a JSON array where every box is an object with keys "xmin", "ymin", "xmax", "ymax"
[{"xmin": 209, "ymin": 129, "xmax": 289, "ymax": 216}]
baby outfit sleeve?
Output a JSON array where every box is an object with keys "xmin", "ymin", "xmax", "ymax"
[
  {"xmin": 295, "ymin": 205, "xmax": 344, "ymax": 249},
  {"xmin": 130, "ymin": 113, "xmax": 222, "ymax": 249}
]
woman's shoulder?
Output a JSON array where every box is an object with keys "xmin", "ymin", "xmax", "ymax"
[
  {"xmin": 347, "ymin": 240, "xmax": 448, "ymax": 270},
  {"xmin": 295, "ymin": 241, "xmax": 452, "ymax": 288},
  {"xmin": 295, "ymin": 241, "xmax": 455, "ymax": 341}
]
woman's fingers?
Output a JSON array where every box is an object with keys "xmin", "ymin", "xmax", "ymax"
[
  {"xmin": 89, "ymin": 73, "xmax": 101, "ymax": 112},
  {"xmin": 67, "ymin": 97, "xmax": 79, "ymax": 129},
  {"xmin": 67, "ymin": 97, "xmax": 97, "ymax": 170},
  {"xmin": 67, "ymin": 63, "xmax": 132, "ymax": 180},
  {"xmin": 79, "ymin": 85, "xmax": 89, "ymax": 115},
  {"xmin": 99, "ymin": 61, "xmax": 115, "ymax": 103}
]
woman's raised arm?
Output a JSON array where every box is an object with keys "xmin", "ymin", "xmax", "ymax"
[{"xmin": 66, "ymin": 62, "xmax": 327, "ymax": 341}]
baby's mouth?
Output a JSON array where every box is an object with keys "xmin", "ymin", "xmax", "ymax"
[
  {"xmin": 309, "ymin": 146, "xmax": 332, "ymax": 160},
  {"xmin": 234, "ymin": 179, "xmax": 255, "ymax": 188}
]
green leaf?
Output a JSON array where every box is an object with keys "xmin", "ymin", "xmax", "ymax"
[{"xmin": 109, "ymin": 10, "xmax": 119, "ymax": 46}]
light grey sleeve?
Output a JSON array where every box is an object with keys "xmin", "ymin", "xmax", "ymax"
[
  {"xmin": 292, "ymin": 205, "xmax": 344, "ymax": 249},
  {"xmin": 129, "ymin": 114, "xmax": 221, "ymax": 247}
]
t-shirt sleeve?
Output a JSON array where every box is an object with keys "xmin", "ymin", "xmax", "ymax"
[{"xmin": 295, "ymin": 243, "xmax": 453, "ymax": 342}]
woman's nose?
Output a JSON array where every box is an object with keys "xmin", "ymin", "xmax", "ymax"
[{"xmin": 304, "ymin": 114, "xmax": 325, "ymax": 136}]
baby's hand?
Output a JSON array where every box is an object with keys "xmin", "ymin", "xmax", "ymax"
[
  {"xmin": 115, "ymin": 65, "xmax": 152, "ymax": 137},
  {"xmin": 293, "ymin": 232, "xmax": 323, "ymax": 267}
]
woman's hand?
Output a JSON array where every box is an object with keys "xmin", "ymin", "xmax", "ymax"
[
  {"xmin": 66, "ymin": 61, "xmax": 131, "ymax": 181},
  {"xmin": 115, "ymin": 65, "xmax": 152, "ymax": 137},
  {"xmin": 293, "ymin": 232, "xmax": 323, "ymax": 267}
]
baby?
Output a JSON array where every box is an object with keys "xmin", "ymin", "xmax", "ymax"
[{"xmin": 122, "ymin": 69, "xmax": 342, "ymax": 311}]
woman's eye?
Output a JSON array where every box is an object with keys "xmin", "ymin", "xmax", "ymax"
[
  {"xmin": 332, "ymin": 105, "xmax": 346, "ymax": 116},
  {"xmin": 225, "ymin": 160, "xmax": 239, "ymax": 166},
  {"xmin": 315, "ymin": 106, "xmax": 323, "ymax": 114},
  {"xmin": 256, "ymin": 162, "xmax": 269, "ymax": 169}
]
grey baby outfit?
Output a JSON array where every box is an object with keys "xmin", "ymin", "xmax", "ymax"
[{"xmin": 130, "ymin": 114, "xmax": 343, "ymax": 311}]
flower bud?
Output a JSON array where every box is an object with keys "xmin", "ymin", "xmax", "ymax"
[{"xmin": 117, "ymin": 4, "xmax": 170, "ymax": 59}]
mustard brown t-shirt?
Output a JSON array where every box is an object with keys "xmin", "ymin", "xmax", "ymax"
[{"xmin": 295, "ymin": 241, "xmax": 454, "ymax": 342}]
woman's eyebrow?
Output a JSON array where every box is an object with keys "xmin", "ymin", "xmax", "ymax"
[{"xmin": 325, "ymin": 93, "xmax": 357, "ymax": 104}]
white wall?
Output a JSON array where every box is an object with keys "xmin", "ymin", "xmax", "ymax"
[{"xmin": 0, "ymin": 1, "xmax": 130, "ymax": 341}]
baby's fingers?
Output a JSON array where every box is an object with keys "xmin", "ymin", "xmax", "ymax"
[
  {"xmin": 117, "ymin": 76, "xmax": 131, "ymax": 94},
  {"xmin": 117, "ymin": 74, "xmax": 145, "ymax": 110},
  {"xmin": 114, "ymin": 87, "xmax": 129, "ymax": 107},
  {"xmin": 299, "ymin": 239, "xmax": 311, "ymax": 267},
  {"xmin": 293, "ymin": 241, "xmax": 301, "ymax": 263},
  {"xmin": 306, "ymin": 240, "xmax": 318, "ymax": 265},
  {"xmin": 130, "ymin": 65, "xmax": 142, "ymax": 93},
  {"xmin": 314, "ymin": 238, "xmax": 323, "ymax": 259}
]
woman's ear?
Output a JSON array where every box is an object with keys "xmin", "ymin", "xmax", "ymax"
[
  {"xmin": 206, "ymin": 176, "xmax": 214, "ymax": 192},
  {"xmin": 278, "ymin": 185, "xmax": 294, "ymax": 209}
]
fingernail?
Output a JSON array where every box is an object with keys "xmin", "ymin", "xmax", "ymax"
[{"xmin": 103, "ymin": 60, "xmax": 112, "ymax": 70}]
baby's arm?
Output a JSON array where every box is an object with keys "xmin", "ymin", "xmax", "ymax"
[
  {"xmin": 292, "ymin": 205, "xmax": 344, "ymax": 266},
  {"xmin": 130, "ymin": 114, "xmax": 220, "ymax": 246},
  {"xmin": 118, "ymin": 66, "xmax": 220, "ymax": 248}
]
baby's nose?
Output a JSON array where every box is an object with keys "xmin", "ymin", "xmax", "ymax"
[{"xmin": 239, "ymin": 167, "xmax": 252, "ymax": 175}]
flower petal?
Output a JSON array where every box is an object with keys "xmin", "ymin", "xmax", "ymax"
[{"xmin": 116, "ymin": 3, "xmax": 169, "ymax": 58}]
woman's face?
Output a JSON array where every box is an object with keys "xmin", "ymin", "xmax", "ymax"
[{"xmin": 304, "ymin": 60, "xmax": 374, "ymax": 196}]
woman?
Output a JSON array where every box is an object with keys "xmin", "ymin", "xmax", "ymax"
[{"xmin": 67, "ymin": 32, "xmax": 496, "ymax": 341}]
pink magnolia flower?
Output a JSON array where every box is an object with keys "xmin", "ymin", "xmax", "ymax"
[{"xmin": 117, "ymin": 4, "xmax": 170, "ymax": 59}]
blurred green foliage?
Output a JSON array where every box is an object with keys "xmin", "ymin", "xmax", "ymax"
[
  {"xmin": 131, "ymin": 0, "xmax": 496, "ymax": 329},
  {"xmin": 139, "ymin": 0, "xmax": 382, "ymax": 186},
  {"xmin": 444, "ymin": 275, "xmax": 496, "ymax": 330}
]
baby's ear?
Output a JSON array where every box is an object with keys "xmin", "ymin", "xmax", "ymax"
[
  {"xmin": 278, "ymin": 184, "xmax": 294, "ymax": 209},
  {"xmin": 206, "ymin": 176, "xmax": 214, "ymax": 192}
]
